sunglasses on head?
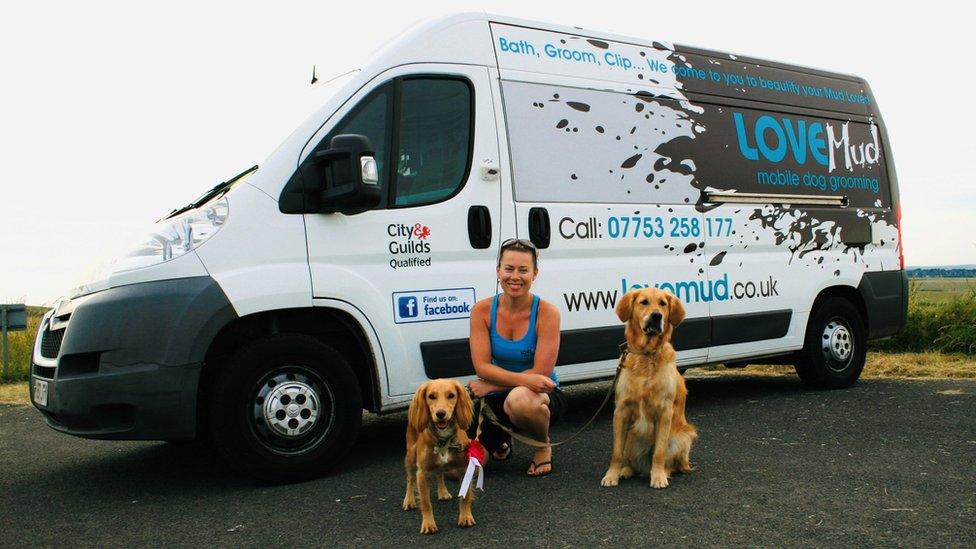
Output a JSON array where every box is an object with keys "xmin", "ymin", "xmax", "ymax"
[{"xmin": 500, "ymin": 238, "xmax": 536, "ymax": 250}]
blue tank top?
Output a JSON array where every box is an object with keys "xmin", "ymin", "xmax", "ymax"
[{"xmin": 489, "ymin": 294, "xmax": 559, "ymax": 387}]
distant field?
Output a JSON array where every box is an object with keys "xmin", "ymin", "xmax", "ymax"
[
  {"xmin": 872, "ymin": 278, "xmax": 976, "ymax": 355},
  {"xmin": 910, "ymin": 277, "xmax": 976, "ymax": 304}
]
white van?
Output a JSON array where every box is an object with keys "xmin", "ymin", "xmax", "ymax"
[{"xmin": 30, "ymin": 13, "xmax": 906, "ymax": 481}]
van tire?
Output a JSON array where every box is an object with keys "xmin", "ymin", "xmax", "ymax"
[
  {"xmin": 794, "ymin": 297, "xmax": 866, "ymax": 389},
  {"xmin": 208, "ymin": 334, "xmax": 362, "ymax": 482}
]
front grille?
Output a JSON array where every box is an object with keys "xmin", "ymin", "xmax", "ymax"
[
  {"xmin": 40, "ymin": 328, "xmax": 65, "ymax": 359},
  {"xmin": 33, "ymin": 364, "xmax": 57, "ymax": 379}
]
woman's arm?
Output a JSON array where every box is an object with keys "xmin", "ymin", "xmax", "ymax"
[{"xmin": 529, "ymin": 300, "xmax": 561, "ymax": 379}]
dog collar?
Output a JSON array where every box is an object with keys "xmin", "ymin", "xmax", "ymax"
[
  {"xmin": 429, "ymin": 425, "xmax": 463, "ymax": 456},
  {"xmin": 435, "ymin": 439, "xmax": 465, "ymax": 456},
  {"xmin": 619, "ymin": 341, "xmax": 660, "ymax": 361},
  {"xmin": 625, "ymin": 346, "xmax": 659, "ymax": 358}
]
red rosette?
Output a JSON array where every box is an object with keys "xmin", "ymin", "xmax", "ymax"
[{"xmin": 466, "ymin": 439, "xmax": 486, "ymax": 463}]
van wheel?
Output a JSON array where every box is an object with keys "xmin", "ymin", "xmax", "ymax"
[
  {"xmin": 794, "ymin": 297, "xmax": 866, "ymax": 389},
  {"xmin": 209, "ymin": 334, "xmax": 362, "ymax": 482}
]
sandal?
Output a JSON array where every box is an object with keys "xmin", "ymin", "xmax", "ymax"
[
  {"xmin": 491, "ymin": 442, "xmax": 512, "ymax": 462},
  {"xmin": 527, "ymin": 460, "xmax": 552, "ymax": 477}
]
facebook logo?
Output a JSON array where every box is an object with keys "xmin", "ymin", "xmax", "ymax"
[{"xmin": 398, "ymin": 296, "xmax": 418, "ymax": 318}]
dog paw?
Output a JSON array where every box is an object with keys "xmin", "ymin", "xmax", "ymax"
[
  {"xmin": 402, "ymin": 497, "xmax": 417, "ymax": 510},
  {"xmin": 650, "ymin": 471, "xmax": 669, "ymax": 489},
  {"xmin": 420, "ymin": 520, "xmax": 439, "ymax": 535},
  {"xmin": 619, "ymin": 466, "xmax": 635, "ymax": 479},
  {"xmin": 600, "ymin": 472, "xmax": 620, "ymax": 487},
  {"xmin": 437, "ymin": 491, "xmax": 453, "ymax": 501},
  {"xmin": 458, "ymin": 514, "xmax": 476, "ymax": 528}
]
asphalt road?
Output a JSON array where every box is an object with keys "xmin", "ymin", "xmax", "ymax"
[{"xmin": 2, "ymin": 374, "xmax": 975, "ymax": 547}]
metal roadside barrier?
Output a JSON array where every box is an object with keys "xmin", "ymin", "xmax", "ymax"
[{"xmin": 1, "ymin": 304, "xmax": 28, "ymax": 378}]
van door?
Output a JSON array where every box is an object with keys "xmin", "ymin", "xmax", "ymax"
[
  {"xmin": 500, "ymin": 80, "xmax": 711, "ymax": 378},
  {"xmin": 301, "ymin": 65, "xmax": 502, "ymax": 398}
]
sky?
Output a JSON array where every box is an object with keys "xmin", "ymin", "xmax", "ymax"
[{"xmin": 2, "ymin": 1, "xmax": 973, "ymax": 305}]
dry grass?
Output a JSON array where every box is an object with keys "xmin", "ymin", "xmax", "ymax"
[
  {"xmin": 0, "ymin": 382, "xmax": 30, "ymax": 405},
  {"xmin": 861, "ymin": 352, "xmax": 976, "ymax": 379},
  {"xmin": 698, "ymin": 352, "xmax": 976, "ymax": 380}
]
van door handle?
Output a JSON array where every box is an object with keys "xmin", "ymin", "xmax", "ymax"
[
  {"xmin": 467, "ymin": 205, "xmax": 491, "ymax": 249},
  {"xmin": 528, "ymin": 207, "xmax": 550, "ymax": 249}
]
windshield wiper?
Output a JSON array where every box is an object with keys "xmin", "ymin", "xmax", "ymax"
[{"xmin": 165, "ymin": 165, "xmax": 259, "ymax": 219}]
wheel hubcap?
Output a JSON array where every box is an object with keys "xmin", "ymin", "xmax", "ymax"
[
  {"xmin": 821, "ymin": 320, "xmax": 853, "ymax": 371},
  {"xmin": 251, "ymin": 368, "xmax": 335, "ymax": 454},
  {"xmin": 263, "ymin": 380, "xmax": 320, "ymax": 437}
]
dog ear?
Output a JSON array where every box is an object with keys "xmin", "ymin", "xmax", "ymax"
[
  {"xmin": 667, "ymin": 292, "xmax": 686, "ymax": 327},
  {"xmin": 615, "ymin": 289, "xmax": 638, "ymax": 323},
  {"xmin": 408, "ymin": 382, "xmax": 431, "ymax": 432},
  {"xmin": 453, "ymin": 380, "xmax": 474, "ymax": 431}
]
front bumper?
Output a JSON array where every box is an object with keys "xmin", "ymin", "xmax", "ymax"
[{"xmin": 30, "ymin": 277, "xmax": 237, "ymax": 440}]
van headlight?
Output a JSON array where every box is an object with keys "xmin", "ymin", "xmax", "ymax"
[{"xmin": 113, "ymin": 198, "xmax": 229, "ymax": 272}]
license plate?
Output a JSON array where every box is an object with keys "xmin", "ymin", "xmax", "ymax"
[{"xmin": 32, "ymin": 378, "xmax": 49, "ymax": 406}]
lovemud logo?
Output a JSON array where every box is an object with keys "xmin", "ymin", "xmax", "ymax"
[
  {"xmin": 732, "ymin": 112, "xmax": 880, "ymax": 173},
  {"xmin": 562, "ymin": 273, "xmax": 780, "ymax": 312}
]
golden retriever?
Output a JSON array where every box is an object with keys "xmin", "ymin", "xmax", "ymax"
[
  {"xmin": 402, "ymin": 379, "xmax": 476, "ymax": 534},
  {"xmin": 601, "ymin": 288, "xmax": 697, "ymax": 489}
]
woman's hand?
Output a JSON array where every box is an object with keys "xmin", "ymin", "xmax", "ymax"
[
  {"xmin": 468, "ymin": 378, "xmax": 497, "ymax": 398},
  {"xmin": 522, "ymin": 373, "xmax": 556, "ymax": 394}
]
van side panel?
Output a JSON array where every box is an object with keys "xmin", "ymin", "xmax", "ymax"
[{"xmin": 492, "ymin": 22, "xmax": 902, "ymax": 372}]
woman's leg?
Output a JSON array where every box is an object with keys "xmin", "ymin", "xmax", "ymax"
[
  {"xmin": 475, "ymin": 391, "xmax": 513, "ymax": 459},
  {"xmin": 503, "ymin": 387, "xmax": 552, "ymax": 475}
]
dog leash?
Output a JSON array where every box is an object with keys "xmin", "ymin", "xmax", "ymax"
[{"xmin": 473, "ymin": 343, "xmax": 629, "ymax": 449}]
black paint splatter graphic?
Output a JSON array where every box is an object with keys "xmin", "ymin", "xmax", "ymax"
[
  {"xmin": 634, "ymin": 91, "xmax": 663, "ymax": 102},
  {"xmin": 748, "ymin": 206, "xmax": 838, "ymax": 262},
  {"xmin": 710, "ymin": 251, "xmax": 727, "ymax": 266},
  {"xmin": 621, "ymin": 154, "xmax": 642, "ymax": 169},
  {"xmin": 521, "ymin": 48, "xmax": 894, "ymax": 274}
]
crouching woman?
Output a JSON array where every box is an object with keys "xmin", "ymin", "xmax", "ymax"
[{"xmin": 467, "ymin": 238, "xmax": 565, "ymax": 477}]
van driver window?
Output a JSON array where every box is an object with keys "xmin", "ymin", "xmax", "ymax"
[
  {"xmin": 393, "ymin": 79, "xmax": 471, "ymax": 207},
  {"xmin": 323, "ymin": 83, "xmax": 392, "ymax": 199}
]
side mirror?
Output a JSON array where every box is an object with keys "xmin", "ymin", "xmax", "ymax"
[{"xmin": 311, "ymin": 134, "xmax": 381, "ymax": 215}]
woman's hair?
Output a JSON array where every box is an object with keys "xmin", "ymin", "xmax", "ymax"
[{"xmin": 497, "ymin": 238, "xmax": 538, "ymax": 269}]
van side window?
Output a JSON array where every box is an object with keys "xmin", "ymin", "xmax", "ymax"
[{"xmin": 393, "ymin": 79, "xmax": 472, "ymax": 207}]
